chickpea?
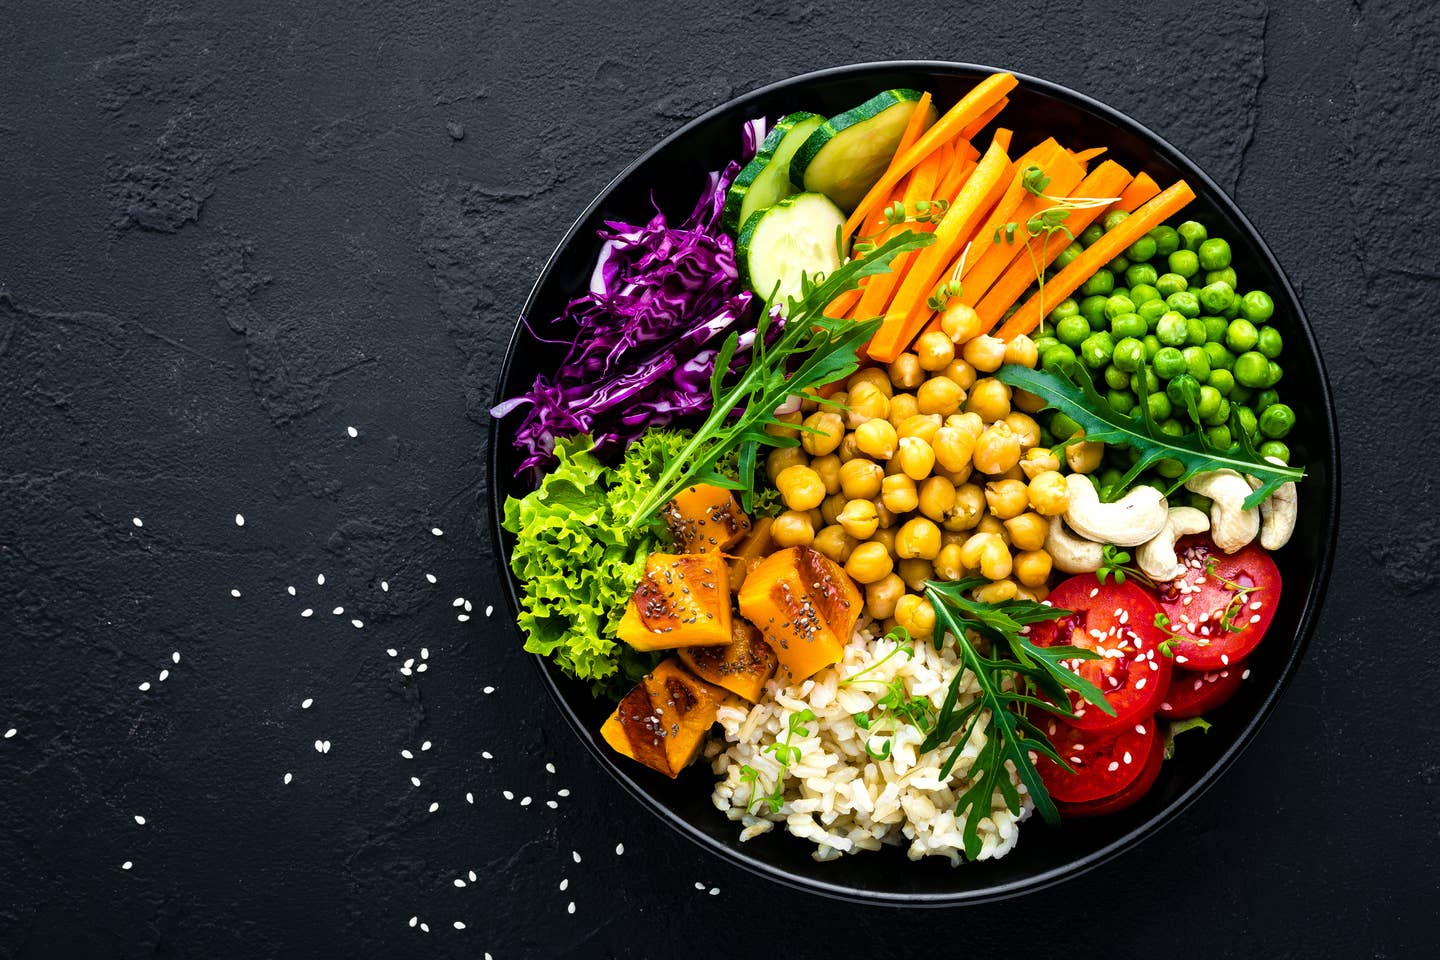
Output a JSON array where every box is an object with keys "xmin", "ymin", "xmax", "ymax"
[
  {"xmin": 766, "ymin": 445, "xmax": 807, "ymax": 483},
  {"xmin": 917, "ymin": 476, "xmax": 956, "ymax": 522},
  {"xmin": 873, "ymin": 500, "xmax": 898, "ymax": 529},
  {"xmin": 973, "ymin": 421, "xmax": 1022, "ymax": 475},
  {"xmin": 897, "ymin": 558, "xmax": 934, "ymax": 590},
  {"xmin": 949, "ymin": 411, "xmax": 986, "ymax": 439},
  {"xmin": 836, "ymin": 433, "xmax": 861, "ymax": 464},
  {"xmin": 847, "ymin": 367, "xmax": 893, "ymax": 398},
  {"xmin": 870, "ymin": 526, "xmax": 898, "ymax": 559},
  {"xmin": 897, "ymin": 436, "xmax": 936, "ymax": 481},
  {"xmin": 1003, "ymin": 412, "xmax": 1041, "ymax": 449},
  {"xmin": 854, "ymin": 418, "xmax": 898, "ymax": 460},
  {"xmin": 965, "ymin": 377, "xmax": 1012, "ymax": 422},
  {"xmin": 839, "ymin": 458, "xmax": 884, "ymax": 501},
  {"xmin": 916, "ymin": 376, "xmax": 964, "ymax": 416},
  {"xmin": 896, "ymin": 413, "xmax": 942, "ymax": 443},
  {"xmin": 771, "ymin": 510, "xmax": 815, "ymax": 548},
  {"xmin": 775, "ymin": 464, "xmax": 826, "ymax": 511},
  {"xmin": 941, "ymin": 302, "xmax": 983, "ymax": 343},
  {"xmin": 995, "ymin": 464, "xmax": 1026, "ymax": 482},
  {"xmin": 881, "ymin": 474, "xmax": 919, "ymax": 514},
  {"xmin": 935, "ymin": 462, "xmax": 974, "ymax": 486},
  {"xmin": 973, "ymin": 579, "xmax": 1019, "ymax": 604},
  {"xmin": 1003, "ymin": 333, "xmax": 1039, "ymax": 369},
  {"xmin": 887, "ymin": 353, "xmax": 925, "ymax": 390},
  {"xmin": 813, "ymin": 524, "xmax": 859, "ymax": 564},
  {"xmin": 960, "ymin": 532, "xmax": 1012, "ymax": 581},
  {"xmin": 882, "ymin": 455, "xmax": 904, "ymax": 477},
  {"xmin": 801, "ymin": 410, "xmax": 845, "ymax": 456},
  {"xmin": 942, "ymin": 358, "xmax": 978, "ymax": 391},
  {"xmin": 1027, "ymin": 470, "xmax": 1070, "ymax": 516},
  {"xmin": 1013, "ymin": 549, "xmax": 1053, "ymax": 587},
  {"xmin": 895, "ymin": 516, "xmax": 942, "ymax": 560},
  {"xmin": 984, "ymin": 479, "xmax": 1030, "ymax": 519},
  {"xmin": 811, "ymin": 454, "xmax": 842, "ymax": 495},
  {"xmin": 821, "ymin": 492, "xmax": 847, "ymax": 526},
  {"xmin": 931, "ymin": 426, "xmax": 975, "ymax": 473},
  {"xmin": 1013, "ymin": 387, "xmax": 1047, "ymax": 414},
  {"xmin": 887, "ymin": 393, "xmax": 920, "ymax": 425},
  {"xmin": 1066, "ymin": 440, "xmax": 1105, "ymax": 474},
  {"xmin": 977, "ymin": 513, "xmax": 1008, "ymax": 539},
  {"xmin": 837, "ymin": 498, "xmax": 880, "ymax": 539},
  {"xmin": 1003, "ymin": 512, "xmax": 1049, "ymax": 552},
  {"xmin": 845, "ymin": 380, "xmax": 890, "ymax": 428},
  {"xmin": 845, "ymin": 541, "xmax": 894, "ymax": 584},
  {"xmin": 914, "ymin": 330, "xmax": 956, "ymax": 371},
  {"xmin": 893, "ymin": 594, "xmax": 937, "ymax": 639},
  {"xmin": 864, "ymin": 573, "xmax": 905, "ymax": 620},
  {"xmin": 1019, "ymin": 447, "xmax": 1061, "ymax": 480},
  {"xmin": 962, "ymin": 334, "xmax": 1007, "ymax": 373},
  {"xmin": 933, "ymin": 542, "xmax": 966, "ymax": 581},
  {"xmin": 808, "ymin": 507, "xmax": 824, "ymax": 530},
  {"xmin": 945, "ymin": 483, "xmax": 986, "ymax": 531},
  {"xmin": 765, "ymin": 409, "xmax": 803, "ymax": 440}
]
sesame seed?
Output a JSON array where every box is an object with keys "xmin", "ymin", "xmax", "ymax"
[
  {"xmin": 302, "ymin": 698, "xmax": 314, "ymax": 709},
  {"xmin": 347, "ymin": 426, "xmax": 358, "ymax": 438},
  {"xmin": 1070, "ymin": 756, "xmax": 1082, "ymax": 765},
  {"xmin": 567, "ymin": 902, "xmax": 575, "ymax": 915},
  {"xmin": 425, "ymin": 573, "xmax": 437, "ymax": 584},
  {"xmin": 421, "ymin": 649, "xmax": 429, "ymax": 661},
  {"xmin": 559, "ymin": 878, "xmax": 569, "ymax": 891},
  {"xmin": 400, "ymin": 667, "xmax": 412, "ymax": 676},
  {"xmin": 172, "ymin": 652, "xmax": 180, "ymax": 664},
  {"xmin": 466, "ymin": 792, "xmax": 474, "ymax": 804},
  {"xmin": 416, "ymin": 663, "xmax": 428, "ymax": 673},
  {"xmin": 410, "ymin": 777, "xmax": 421, "ymax": 787},
  {"xmin": 1242, "ymin": 668, "xmax": 1252, "ymax": 679},
  {"xmin": 1249, "ymin": 614, "xmax": 1261, "ymax": 624},
  {"xmin": 351, "ymin": 619, "xmax": 364, "ymax": 629},
  {"xmin": 301, "ymin": 609, "xmax": 313, "ymax": 618},
  {"xmin": 158, "ymin": 670, "xmax": 169, "ymax": 682},
  {"xmin": 317, "ymin": 574, "xmax": 325, "ymax": 585},
  {"xmin": 428, "ymin": 802, "xmax": 439, "ymax": 813},
  {"xmin": 709, "ymin": 888, "xmax": 720, "ymax": 896},
  {"xmin": 401, "ymin": 749, "xmax": 413, "ymax": 759},
  {"xmin": 1123, "ymin": 751, "xmax": 1133, "ymax": 764},
  {"xmin": 323, "ymin": 740, "xmax": 331, "ymax": 753},
  {"xmin": 572, "ymin": 850, "xmax": 582, "ymax": 864},
  {"xmin": 420, "ymin": 923, "xmax": 429, "ymax": 933},
  {"xmin": 546, "ymin": 800, "xmax": 558, "ymax": 809},
  {"xmin": 134, "ymin": 815, "xmax": 146, "ymax": 825},
  {"xmin": 284, "ymin": 772, "xmax": 292, "ymax": 784},
  {"xmin": 615, "ymin": 842, "xmax": 624, "ymax": 855},
  {"xmin": 431, "ymin": 527, "xmax": 444, "ymax": 537},
  {"xmin": 3, "ymin": 728, "xmax": 14, "ymax": 739},
  {"xmin": 468, "ymin": 870, "xmax": 476, "ymax": 882},
  {"xmin": 409, "ymin": 917, "xmax": 417, "ymax": 928},
  {"xmin": 420, "ymin": 740, "xmax": 432, "ymax": 751},
  {"xmin": 122, "ymin": 861, "xmax": 133, "ymax": 870},
  {"xmin": 1135, "ymin": 724, "xmax": 1147, "ymax": 735},
  {"xmin": 557, "ymin": 788, "xmax": 569, "ymax": 797},
  {"xmin": 545, "ymin": 762, "xmax": 556, "ymax": 774},
  {"xmin": 1107, "ymin": 761, "xmax": 1119, "ymax": 772},
  {"xmin": 452, "ymin": 598, "xmax": 465, "ymax": 608},
  {"xmin": 332, "ymin": 606, "xmax": 344, "ymax": 616},
  {"xmin": 457, "ymin": 614, "xmax": 470, "ymax": 622},
  {"xmin": 485, "ymin": 605, "xmax": 493, "ymax": 617},
  {"xmin": 1136, "ymin": 678, "xmax": 1146, "ymax": 690},
  {"xmin": 502, "ymin": 791, "xmax": 514, "ymax": 800},
  {"xmin": 138, "ymin": 682, "xmax": 151, "ymax": 691},
  {"xmin": 230, "ymin": 588, "xmax": 242, "ymax": 598},
  {"xmin": 235, "ymin": 513, "xmax": 245, "ymax": 526},
  {"xmin": 1160, "ymin": 701, "xmax": 1173, "ymax": 711},
  {"xmin": 132, "ymin": 517, "xmax": 143, "ymax": 528},
  {"xmin": 464, "ymin": 600, "xmax": 472, "ymax": 612},
  {"xmin": 483, "ymin": 686, "xmax": 495, "ymax": 695},
  {"xmin": 453, "ymin": 921, "xmax": 466, "ymax": 930},
  {"xmin": 381, "ymin": 581, "xmax": 389, "ymax": 592},
  {"xmin": 694, "ymin": 882, "xmax": 705, "ymax": 890},
  {"xmin": 287, "ymin": 585, "xmax": 296, "ymax": 596},
  {"xmin": 520, "ymin": 796, "xmax": 532, "ymax": 807},
  {"xmin": 1221, "ymin": 654, "xmax": 1230, "ymax": 666},
  {"xmin": 404, "ymin": 659, "xmax": 414, "ymax": 668},
  {"xmin": 314, "ymin": 740, "xmax": 324, "ymax": 753},
  {"xmin": 482, "ymin": 751, "xmax": 493, "ymax": 760},
  {"xmin": 453, "ymin": 878, "xmax": 465, "ymax": 888},
  {"xmin": 387, "ymin": 649, "xmax": 397, "ymax": 657}
]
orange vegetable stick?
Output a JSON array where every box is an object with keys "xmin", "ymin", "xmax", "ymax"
[
  {"xmin": 835, "ymin": 91, "xmax": 934, "ymax": 241},
  {"xmin": 960, "ymin": 96, "xmax": 1009, "ymax": 139},
  {"xmin": 935, "ymin": 156, "xmax": 977, "ymax": 203},
  {"xmin": 843, "ymin": 72, "xmax": 1018, "ymax": 238},
  {"xmin": 992, "ymin": 127, "xmax": 1014, "ymax": 152},
  {"xmin": 955, "ymin": 139, "xmax": 981, "ymax": 164},
  {"xmin": 1112, "ymin": 171, "xmax": 1159, "ymax": 212},
  {"xmin": 830, "ymin": 176, "xmax": 912, "ymax": 317},
  {"xmin": 1072, "ymin": 146, "xmax": 1107, "ymax": 164},
  {"xmin": 850, "ymin": 152, "xmax": 945, "ymax": 319},
  {"xmin": 973, "ymin": 160, "xmax": 1134, "ymax": 332},
  {"xmin": 963, "ymin": 137, "xmax": 1061, "ymax": 272},
  {"xmin": 995, "ymin": 180, "xmax": 1196, "ymax": 341},
  {"xmin": 866, "ymin": 140, "xmax": 1012, "ymax": 363}
]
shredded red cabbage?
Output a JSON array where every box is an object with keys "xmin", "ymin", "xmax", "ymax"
[{"xmin": 494, "ymin": 119, "xmax": 769, "ymax": 474}]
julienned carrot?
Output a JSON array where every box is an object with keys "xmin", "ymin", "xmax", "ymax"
[
  {"xmin": 935, "ymin": 157, "xmax": 977, "ymax": 203},
  {"xmin": 1072, "ymin": 146, "xmax": 1107, "ymax": 164},
  {"xmin": 825, "ymin": 286, "xmax": 863, "ymax": 318},
  {"xmin": 960, "ymin": 96, "xmax": 1009, "ymax": 139},
  {"xmin": 843, "ymin": 72, "xmax": 1018, "ymax": 238},
  {"xmin": 992, "ymin": 127, "xmax": 1014, "ymax": 152},
  {"xmin": 964, "ymin": 137, "xmax": 1061, "ymax": 275},
  {"xmin": 956, "ymin": 139, "xmax": 981, "ymax": 164},
  {"xmin": 995, "ymin": 179, "xmax": 1196, "ymax": 341},
  {"xmin": 973, "ymin": 160, "xmax": 1133, "ymax": 331},
  {"xmin": 850, "ymin": 152, "xmax": 945, "ymax": 319},
  {"xmin": 1112, "ymin": 171, "xmax": 1159, "ymax": 212},
  {"xmin": 830, "ymin": 175, "xmax": 913, "ymax": 317},
  {"xmin": 866, "ymin": 140, "xmax": 1012, "ymax": 363},
  {"xmin": 897, "ymin": 91, "xmax": 935, "ymax": 155}
]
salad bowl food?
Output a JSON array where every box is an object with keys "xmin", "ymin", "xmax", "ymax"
[{"xmin": 488, "ymin": 62, "xmax": 1338, "ymax": 904}]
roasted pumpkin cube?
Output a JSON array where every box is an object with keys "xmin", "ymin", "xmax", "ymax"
[
  {"xmin": 616, "ymin": 551, "xmax": 731, "ymax": 652},
  {"xmin": 677, "ymin": 618, "xmax": 777, "ymax": 703},
  {"xmin": 726, "ymin": 516, "xmax": 774, "ymax": 591},
  {"xmin": 600, "ymin": 658, "xmax": 726, "ymax": 778},
  {"xmin": 737, "ymin": 545, "xmax": 862, "ymax": 681},
  {"xmin": 663, "ymin": 484, "xmax": 751, "ymax": 553}
]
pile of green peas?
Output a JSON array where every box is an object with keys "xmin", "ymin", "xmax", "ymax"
[{"xmin": 1026, "ymin": 214, "xmax": 1297, "ymax": 499}]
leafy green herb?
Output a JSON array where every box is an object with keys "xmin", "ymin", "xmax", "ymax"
[
  {"xmin": 1153, "ymin": 611, "xmax": 1186, "ymax": 657},
  {"xmin": 1163, "ymin": 716, "xmax": 1212, "ymax": 759},
  {"xmin": 839, "ymin": 629, "xmax": 915, "ymax": 686},
  {"xmin": 1205, "ymin": 557, "xmax": 1262, "ymax": 633},
  {"xmin": 995, "ymin": 361, "xmax": 1304, "ymax": 510},
  {"xmin": 925, "ymin": 241, "xmax": 972, "ymax": 311},
  {"xmin": 1096, "ymin": 544, "xmax": 1154, "ymax": 589},
  {"xmin": 746, "ymin": 708, "xmax": 816, "ymax": 814},
  {"xmin": 918, "ymin": 579, "xmax": 1115, "ymax": 859},
  {"xmin": 627, "ymin": 229, "xmax": 936, "ymax": 528}
]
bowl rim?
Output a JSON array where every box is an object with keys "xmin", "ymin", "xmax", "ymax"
[{"xmin": 486, "ymin": 59, "xmax": 1341, "ymax": 906}]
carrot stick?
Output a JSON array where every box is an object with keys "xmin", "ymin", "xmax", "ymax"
[
  {"xmin": 831, "ymin": 175, "xmax": 913, "ymax": 317},
  {"xmin": 843, "ymin": 72, "xmax": 1018, "ymax": 238},
  {"xmin": 1111, "ymin": 171, "xmax": 1159, "ymax": 212},
  {"xmin": 935, "ymin": 156, "xmax": 977, "ymax": 203},
  {"xmin": 866, "ymin": 140, "xmax": 1013, "ymax": 362},
  {"xmin": 955, "ymin": 139, "xmax": 980, "ymax": 164},
  {"xmin": 994, "ymin": 180, "xmax": 1196, "ymax": 341},
  {"xmin": 1072, "ymin": 146, "xmax": 1107, "ymax": 164},
  {"xmin": 897, "ymin": 91, "xmax": 935, "ymax": 155},
  {"xmin": 960, "ymin": 96, "xmax": 1009, "ymax": 139},
  {"xmin": 850, "ymin": 153, "xmax": 945, "ymax": 319},
  {"xmin": 972, "ymin": 160, "xmax": 1134, "ymax": 332},
  {"xmin": 964, "ymin": 137, "xmax": 1061, "ymax": 271},
  {"xmin": 991, "ymin": 127, "xmax": 1014, "ymax": 152}
]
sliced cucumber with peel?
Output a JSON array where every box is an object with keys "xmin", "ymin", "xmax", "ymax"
[
  {"xmin": 790, "ymin": 89, "xmax": 934, "ymax": 212},
  {"xmin": 736, "ymin": 192, "xmax": 845, "ymax": 307},
  {"xmin": 722, "ymin": 112, "xmax": 824, "ymax": 235}
]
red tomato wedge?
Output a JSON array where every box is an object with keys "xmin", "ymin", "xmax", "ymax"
[
  {"xmin": 1055, "ymin": 723, "xmax": 1165, "ymax": 817},
  {"xmin": 1158, "ymin": 661, "xmax": 1248, "ymax": 719},
  {"xmin": 1034, "ymin": 713, "xmax": 1157, "ymax": 803},
  {"xmin": 1028, "ymin": 576, "xmax": 1171, "ymax": 734},
  {"xmin": 1156, "ymin": 536, "xmax": 1282, "ymax": 672}
]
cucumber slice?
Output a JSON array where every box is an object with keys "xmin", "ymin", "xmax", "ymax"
[
  {"xmin": 722, "ymin": 112, "xmax": 824, "ymax": 235},
  {"xmin": 790, "ymin": 89, "xmax": 935, "ymax": 212},
  {"xmin": 736, "ymin": 192, "xmax": 845, "ymax": 306}
]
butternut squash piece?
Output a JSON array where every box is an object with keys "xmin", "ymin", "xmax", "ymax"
[
  {"xmin": 663, "ymin": 484, "xmax": 751, "ymax": 553},
  {"xmin": 737, "ymin": 546, "xmax": 862, "ymax": 681},
  {"xmin": 616, "ymin": 551, "xmax": 731, "ymax": 651},
  {"xmin": 600, "ymin": 658, "xmax": 726, "ymax": 778},
  {"xmin": 726, "ymin": 516, "xmax": 775, "ymax": 590},
  {"xmin": 677, "ymin": 618, "xmax": 777, "ymax": 703}
]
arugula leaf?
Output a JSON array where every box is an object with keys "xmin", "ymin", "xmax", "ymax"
[
  {"xmin": 995, "ymin": 362, "xmax": 1303, "ymax": 510},
  {"xmin": 1163, "ymin": 716, "xmax": 1212, "ymax": 759}
]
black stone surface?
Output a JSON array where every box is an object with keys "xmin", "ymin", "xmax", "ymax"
[{"xmin": 1, "ymin": 2, "xmax": 1435, "ymax": 957}]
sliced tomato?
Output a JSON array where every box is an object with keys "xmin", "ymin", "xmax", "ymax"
[
  {"xmin": 1158, "ymin": 661, "xmax": 1248, "ymax": 719},
  {"xmin": 1034, "ymin": 713, "xmax": 1157, "ymax": 803},
  {"xmin": 1155, "ymin": 535, "xmax": 1282, "ymax": 672},
  {"xmin": 1056, "ymin": 723, "xmax": 1166, "ymax": 817},
  {"xmin": 1028, "ymin": 575, "xmax": 1171, "ymax": 734}
]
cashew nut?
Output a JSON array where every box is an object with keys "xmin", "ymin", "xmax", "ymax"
[
  {"xmin": 1046, "ymin": 516, "xmax": 1104, "ymax": 573},
  {"xmin": 1063, "ymin": 474, "xmax": 1169, "ymax": 547},
  {"xmin": 1185, "ymin": 469, "xmax": 1260, "ymax": 553},
  {"xmin": 1245, "ymin": 458, "xmax": 1297, "ymax": 550},
  {"xmin": 1137, "ymin": 507, "xmax": 1211, "ymax": 582}
]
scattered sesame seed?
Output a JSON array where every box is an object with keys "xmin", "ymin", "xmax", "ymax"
[
  {"xmin": 520, "ymin": 796, "xmax": 532, "ymax": 807},
  {"xmin": 317, "ymin": 574, "xmax": 325, "ymax": 585},
  {"xmin": 301, "ymin": 609, "xmax": 314, "ymax": 618},
  {"xmin": 381, "ymin": 581, "xmax": 389, "ymax": 592},
  {"xmin": 411, "ymin": 777, "xmax": 421, "ymax": 788},
  {"xmin": 132, "ymin": 517, "xmax": 143, "ymax": 528},
  {"xmin": 409, "ymin": 917, "xmax": 418, "ymax": 928},
  {"xmin": 428, "ymin": 802, "xmax": 439, "ymax": 813},
  {"xmin": 416, "ymin": 663, "xmax": 428, "ymax": 673},
  {"xmin": 483, "ymin": 686, "xmax": 495, "ymax": 695},
  {"xmin": 284, "ymin": 773, "xmax": 292, "ymax": 784},
  {"xmin": 709, "ymin": 887, "xmax": 720, "ymax": 896},
  {"xmin": 468, "ymin": 870, "xmax": 476, "ymax": 882},
  {"xmin": 1135, "ymin": 724, "xmax": 1147, "ymax": 735},
  {"xmin": 158, "ymin": 670, "xmax": 169, "ymax": 682},
  {"xmin": 1123, "ymin": 751, "xmax": 1133, "ymax": 764},
  {"xmin": 172, "ymin": 652, "xmax": 181, "ymax": 664},
  {"xmin": 464, "ymin": 600, "xmax": 472, "ymax": 612},
  {"xmin": 557, "ymin": 788, "xmax": 570, "ymax": 797},
  {"xmin": 235, "ymin": 513, "xmax": 245, "ymax": 526},
  {"xmin": 482, "ymin": 751, "xmax": 493, "ymax": 760},
  {"xmin": 400, "ymin": 667, "xmax": 412, "ymax": 676},
  {"xmin": 332, "ymin": 606, "xmax": 344, "ymax": 616},
  {"xmin": 404, "ymin": 659, "xmax": 415, "ymax": 668},
  {"xmin": 323, "ymin": 740, "xmax": 331, "ymax": 753},
  {"xmin": 287, "ymin": 585, "xmax": 296, "ymax": 596},
  {"xmin": 420, "ymin": 923, "xmax": 429, "ymax": 933},
  {"xmin": 1242, "ymin": 668, "xmax": 1252, "ymax": 679},
  {"xmin": 425, "ymin": 573, "xmax": 437, "ymax": 584},
  {"xmin": 453, "ymin": 921, "xmax": 466, "ymax": 930},
  {"xmin": 351, "ymin": 619, "xmax": 364, "ymax": 629},
  {"xmin": 567, "ymin": 902, "xmax": 575, "ymax": 915},
  {"xmin": 572, "ymin": 851, "xmax": 582, "ymax": 864},
  {"xmin": 3, "ymin": 728, "xmax": 14, "ymax": 739},
  {"xmin": 503, "ymin": 791, "xmax": 514, "ymax": 800},
  {"xmin": 122, "ymin": 860, "xmax": 133, "ymax": 870},
  {"xmin": 452, "ymin": 598, "xmax": 465, "ymax": 608},
  {"xmin": 545, "ymin": 762, "xmax": 556, "ymax": 774},
  {"xmin": 485, "ymin": 605, "xmax": 494, "ymax": 617},
  {"xmin": 401, "ymin": 749, "xmax": 413, "ymax": 759},
  {"xmin": 546, "ymin": 800, "xmax": 558, "ymax": 809},
  {"xmin": 302, "ymin": 698, "xmax": 314, "ymax": 709},
  {"xmin": 559, "ymin": 878, "xmax": 569, "ymax": 891},
  {"xmin": 134, "ymin": 815, "xmax": 146, "ymax": 825},
  {"xmin": 1107, "ymin": 761, "xmax": 1119, "ymax": 772},
  {"xmin": 347, "ymin": 426, "xmax": 358, "ymax": 438},
  {"xmin": 694, "ymin": 882, "xmax": 705, "ymax": 891},
  {"xmin": 453, "ymin": 879, "xmax": 465, "ymax": 888},
  {"xmin": 466, "ymin": 792, "xmax": 474, "ymax": 804},
  {"xmin": 615, "ymin": 843, "xmax": 624, "ymax": 856},
  {"xmin": 421, "ymin": 740, "xmax": 432, "ymax": 751},
  {"xmin": 230, "ymin": 588, "xmax": 242, "ymax": 598},
  {"xmin": 387, "ymin": 649, "xmax": 397, "ymax": 657},
  {"xmin": 431, "ymin": 527, "xmax": 444, "ymax": 537},
  {"xmin": 421, "ymin": 648, "xmax": 430, "ymax": 661},
  {"xmin": 138, "ymin": 682, "xmax": 151, "ymax": 691},
  {"xmin": 457, "ymin": 614, "xmax": 470, "ymax": 622},
  {"xmin": 314, "ymin": 740, "xmax": 325, "ymax": 753}
]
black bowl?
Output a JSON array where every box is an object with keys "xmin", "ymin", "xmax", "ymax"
[{"xmin": 488, "ymin": 62, "xmax": 1339, "ymax": 905}]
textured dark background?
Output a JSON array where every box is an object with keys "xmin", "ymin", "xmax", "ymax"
[{"xmin": 2, "ymin": 0, "xmax": 1437, "ymax": 957}]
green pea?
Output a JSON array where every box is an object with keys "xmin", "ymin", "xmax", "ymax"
[
  {"xmin": 1253, "ymin": 389, "xmax": 1278, "ymax": 413},
  {"xmin": 1177, "ymin": 220, "xmax": 1208, "ymax": 251},
  {"xmin": 1111, "ymin": 312, "xmax": 1147, "ymax": 340},
  {"xmin": 1138, "ymin": 300, "xmax": 1168, "ymax": 325},
  {"xmin": 1055, "ymin": 242, "xmax": 1084, "ymax": 269},
  {"xmin": 1079, "ymin": 295, "xmax": 1108, "ymax": 325},
  {"xmin": 1155, "ymin": 458, "xmax": 1185, "ymax": 479},
  {"xmin": 1198, "ymin": 237, "xmax": 1232, "ymax": 270},
  {"xmin": 1042, "ymin": 344, "xmax": 1078, "ymax": 372},
  {"xmin": 1125, "ymin": 263, "xmax": 1158, "ymax": 289},
  {"xmin": 1204, "ymin": 342, "xmax": 1235, "ymax": 371},
  {"xmin": 1142, "ymin": 335, "xmax": 1161, "ymax": 360},
  {"xmin": 1129, "ymin": 282, "xmax": 1162, "ymax": 305},
  {"xmin": 1099, "ymin": 466, "xmax": 1125, "ymax": 489},
  {"xmin": 1205, "ymin": 267, "xmax": 1239, "ymax": 290},
  {"xmin": 1240, "ymin": 290, "xmax": 1275, "ymax": 323},
  {"xmin": 1185, "ymin": 316, "xmax": 1207, "ymax": 347},
  {"xmin": 1104, "ymin": 294, "xmax": 1136, "ymax": 320},
  {"xmin": 1080, "ymin": 269, "xmax": 1115, "ymax": 297},
  {"xmin": 1183, "ymin": 345, "xmax": 1211, "ymax": 380},
  {"xmin": 1104, "ymin": 364, "xmax": 1133, "ymax": 390},
  {"xmin": 1158, "ymin": 417, "xmax": 1186, "ymax": 438},
  {"xmin": 1150, "ymin": 225, "xmax": 1181, "ymax": 257},
  {"xmin": 1112, "ymin": 337, "xmax": 1145, "ymax": 373},
  {"xmin": 1106, "ymin": 389, "xmax": 1136, "ymax": 415},
  {"xmin": 1033, "ymin": 336, "xmax": 1060, "ymax": 355},
  {"xmin": 1156, "ymin": 311, "xmax": 1189, "ymax": 347},
  {"xmin": 1257, "ymin": 326, "xmax": 1283, "ymax": 358},
  {"xmin": 1166, "ymin": 290, "xmax": 1202, "ymax": 318},
  {"xmin": 1080, "ymin": 332, "xmax": 1116, "ymax": 368},
  {"xmin": 1265, "ymin": 360, "xmax": 1283, "ymax": 386},
  {"xmin": 1107, "ymin": 254, "xmax": 1131, "ymax": 274},
  {"xmin": 1208, "ymin": 367, "xmax": 1236, "ymax": 396},
  {"xmin": 1049, "ymin": 297, "xmax": 1080, "ymax": 322},
  {"xmin": 1196, "ymin": 384, "xmax": 1222, "ymax": 420},
  {"xmin": 1103, "ymin": 209, "xmax": 1130, "ymax": 232},
  {"xmin": 1230, "ymin": 384, "xmax": 1254, "ymax": 405},
  {"xmin": 1203, "ymin": 396, "xmax": 1231, "ymax": 427},
  {"xmin": 1205, "ymin": 425, "xmax": 1233, "ymax": 449},
  {"xmin": 1155, "ymin": 273, "xmax": 1189, "ymax": 297},
  {"xmin": 1234, "ymin": 405, "xmax": 1259, "ymax": 438},
  {"xmin": 1168, "ymin": 249, "xmax": 1200, "ymax": 278},
  {"xmin": 1126, "ymin": 235, "xmax": 1158, "ymax": 263},
  {"xmin": 1222, "ymin": 295, "xmax": 1241, "ymax": 320},
  {"xmin": 1080, "ymin": 224, "xmax": 1105, "ymax": 247},
  {"xmin": 1153, "ymin": 346, "xmax": 1187, "ymax": 379},
  {"xmin": 1166, "ymin": 374, "xmax": 1200, "ymax": 409},
  {"xmin": 1051, "ymin": 412, "xmax": 1082, "ymax": 439},
  {"xmin": 1146, "ymin": 391, "xmax": 1173, "ymax": 421},
  {"xmin": 1038, "ymin": 427, "xmax": 1056, "ymax": 448},
  {"xmin": 1233, "ymin": 351, "xmax": 1270, "ymax": 388},
  {"xmin": 1056, "ymin": 315, "xmax": 1091, "ymax": 347},
  {"xmin": 1259, "ymin": 440, "xmax": 1290, "ymax": 463},
  {"xmin": 1226, "ymin": 318, "xmax": 1260, "ymax": 353},
  {"xmin": 1132, "ymin": 367, "xmax": 1161, "ymax": 395},
  {"xmin": 1199, "ymin": 281, "xmax": 1235, "ymax": 315}
]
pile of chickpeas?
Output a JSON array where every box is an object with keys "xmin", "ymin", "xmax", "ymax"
[{"xmin": 763, "ymin": 305, "xmax": 1094, "ymax": 642}]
